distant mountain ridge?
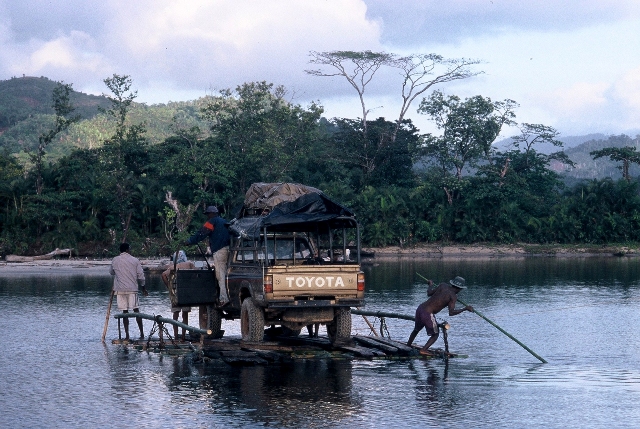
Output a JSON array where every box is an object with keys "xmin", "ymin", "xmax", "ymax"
[
  {"xmin": 493, "ymin": 133, "xmax": 608, "ymax": 155},
  {"xmin": 561, "ymin": 134, "xmax": 640, "ymax": 182},
  {"xmin": 493, "ymin": 131, "xmax": 640, "ymax": 182}
]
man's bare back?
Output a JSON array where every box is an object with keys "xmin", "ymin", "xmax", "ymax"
[{"xmin": 423, "ymin": 282, "xmax": 466, "ymax": 316}]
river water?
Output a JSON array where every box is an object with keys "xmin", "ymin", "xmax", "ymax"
[{"xmin": 1, "ymin": 257, "xmax": 639, "ymax": 428}]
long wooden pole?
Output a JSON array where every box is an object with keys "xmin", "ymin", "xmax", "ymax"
[
  {"xmin": 101, "ymin": 290, "xmax": 115, "ymax": 343},
  {"xmin": 416, "ymin": 272, "xmax": 547, "ymax": 364}
]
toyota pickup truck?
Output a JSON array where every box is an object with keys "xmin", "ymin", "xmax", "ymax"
[{"xmin": 174, "ymin": 183, "xmax": 365, "ymax": 345}]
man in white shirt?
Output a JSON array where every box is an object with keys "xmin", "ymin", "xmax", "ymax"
[{"xmin": 110, "ymin": 242, "xmax": 148, "ymax": 340}]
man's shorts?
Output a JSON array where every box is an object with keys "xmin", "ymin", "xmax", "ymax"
[
  {"xmin": 414, "ymin": 305, "xmax": 438, "ymax": 336},
  {"xmin": 116, "ymin": 292, "xmax": 139, "ymax": 311}
]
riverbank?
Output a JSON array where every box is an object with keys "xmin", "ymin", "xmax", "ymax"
[
  {"xmin": 1, "ymin": 243, "xmax": 638, "ymax": 274},
  {"xmin": 363, "ymin": 243, "xmax": 640, "ymax": 258}
]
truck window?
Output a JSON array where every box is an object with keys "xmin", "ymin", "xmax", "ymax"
[{"xmin": 234, "ymin": 236, "xmax": 312, "ymax": 263}]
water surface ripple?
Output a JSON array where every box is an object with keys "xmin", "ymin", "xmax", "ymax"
[{"xmin": 1, "ymin": 257, "xmax": 639, "ymax": 428}]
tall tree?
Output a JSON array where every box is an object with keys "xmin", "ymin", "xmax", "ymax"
[
  {"xmin": 306, "ymin": 50, "xmax": 481, "ymax": 140},
  {"xmin": 31, "ymin": 82, "xmax": 79, "ymax": 195},
  {"xmin": 200, "ymin": 81, "xmax": 323, "ymax": 196},
  {"xmin": 590, "ymin": 146, "xmax": 640, "ymax": 183},
  {"xmin": 418, "ymin": 91, "xmax": 517, "ymax": 180},
  {"xmin": 307, "ymin": 51, "xmax": 393, "ymax": 135},
  {"xmin": 98, "ymin": 74, "xmax": 148, "ymax": 243},
  {"xmin": 329, "ymin": 117, "xmax": 421, "ymax": 190}
]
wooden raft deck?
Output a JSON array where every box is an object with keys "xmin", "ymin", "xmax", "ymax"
[{"xmin": 111, "ymin": 334, "xmax": 460, "ymax": 365}]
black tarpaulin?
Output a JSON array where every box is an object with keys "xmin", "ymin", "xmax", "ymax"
[
  {"xmin": 242, "ymin": 182, "xmax": 322, "ymax": 211},
  {"xmin": 228, "ymin": 183, "xmax": 356, "ymax": 239}
]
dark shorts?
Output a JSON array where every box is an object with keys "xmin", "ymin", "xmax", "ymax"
[{"xmin": 414, "ymin": 305, "xmax": 438, "ymax": 336}]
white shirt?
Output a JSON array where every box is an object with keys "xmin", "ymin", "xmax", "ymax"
[{"xmin": 110, "ymin": 252, "xmax": 145, "ymax": 292}]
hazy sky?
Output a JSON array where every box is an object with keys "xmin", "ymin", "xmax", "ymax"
[{"xmin": 1, "ymin": 0, "xmax": 639, "ymax": 137}]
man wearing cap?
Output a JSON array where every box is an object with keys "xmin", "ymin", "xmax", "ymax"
[
  {"xmin": 407, "ymin": 276, "xmax": 474, "ymax": 356},
  {"xmin": 185, "ymin": 205, "xmax": 231, "ymax": 308}
]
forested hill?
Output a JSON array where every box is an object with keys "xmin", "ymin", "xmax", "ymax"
[
  {"xmin": 561, "ymin": 134, "xmax": 640, "ymax": 182},
  {"xmin": 0, "ymin": 75, "xmax": 110, "ymax": 128},
  {"xmin": 0, "ymin": 76, "xmax": 211, "ymax": 162},
  {"xmin": 1, "ymin": 75, "xmax": 636, "ymax": 182},
  {"xmin": 3, "ymin": 75, "xmax": 640, "ymax": 256}
]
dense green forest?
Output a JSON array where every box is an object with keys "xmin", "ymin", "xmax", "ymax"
[{"xmin": 1, "ymin": 70, "xmax": 640, "ymax": 257}]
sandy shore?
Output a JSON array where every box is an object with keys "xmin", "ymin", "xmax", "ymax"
[
  {"xmin": 0, "ymin": 244, "xmax": 638, "ymax": 274},
  {"xmin": 363, "ymin": 243, "xmax": 640, "ymax": 259},
  {"xmin": 0, "ymin": 258, "xmax": 171, "ymax": 275}
]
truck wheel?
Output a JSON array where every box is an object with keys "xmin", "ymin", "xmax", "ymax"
[
  {"xmin": 327, "ymin": 307, "xmax": 352, "ymax": 345},
  {"xmin": 241, "ymin": 298, "xmax": 265, "ymax": 342},
  {"xmin": 207, "ymin": 307, "xmax": 223, "ymax": 338}
]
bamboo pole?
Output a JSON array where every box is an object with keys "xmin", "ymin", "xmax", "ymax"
[
  {"xmin": 101, "ymin": 290, "xmax": 115, "ymax": 343},
  {"xmin": 416, "ymin": 272, "xmax": 547, "ymax": 364},
  {"xmin": 351, "ymin": 309, "xmax": 415, "ymax": 322}
]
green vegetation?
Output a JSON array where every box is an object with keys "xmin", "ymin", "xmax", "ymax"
[{"xmin": 0, "ymin": 68, "xmax": 639, "ymax": 257}]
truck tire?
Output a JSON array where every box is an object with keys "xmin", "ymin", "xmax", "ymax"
[
  {"xmin": 327, "ymin": 307, "xmax": 352, "ymax": 345},
  {"xmin": 207, "ymin": 306, "xmax": 223, "ymax": 338},
  {"xmin": 241, "ymin": 298, "xmax": 265, "ymax": 342}
]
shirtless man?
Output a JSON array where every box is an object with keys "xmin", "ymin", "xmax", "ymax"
[{"xmin": 407, "ymin": 276, "xmax": 474, "ymax": 356}]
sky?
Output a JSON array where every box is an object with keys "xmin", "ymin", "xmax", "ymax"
[{"xmin": 1, "ymin": 0, "xmax": 639, "ymax": 138}]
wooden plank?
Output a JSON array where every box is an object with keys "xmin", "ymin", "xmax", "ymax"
[
  {"xmin": 222, "ymin": 356, "xmax": 269, "ymax": 366},
  {"xmin": 362, "ymin": 336, "xmax": 415, "ymax": 355},
  {"xmin": 220, "ymin": 350, "xmax": 259, "ymax": 358},
  {"xmin": 353, "ymin": 335, "xmax": 398, "ymax": 354},
  {"xmin": 204, "ymin": 341, "xmax": 243, "ymax": 351},
  {"xmin": 240, "ymin": 342, "xmax": 295, "ymax": 352},
  {"xmin": 274, "ymin": 336, "xmax": 333, "ymax": 350},
  {"xmin": 338, "ymin": 345, "xmax": 375, "ymax": 359},
  {"xmin": 220, "ymin": 350, "xmax": 269, "ymax": 366},
  {"xmin": 244, "ymin": 349, "xmax": 289, "ymax": 363}
]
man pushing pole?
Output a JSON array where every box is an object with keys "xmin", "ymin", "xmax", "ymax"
[{"xmin": 407, "ymin": 276, "xmax": 474, "ymax": 356}]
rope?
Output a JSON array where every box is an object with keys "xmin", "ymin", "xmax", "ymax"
[
  {"xmin": 379, "ymin": 317, "xmax": 391, "ymax": 339},
  {"xmin": 146, "ymin": 315, "xmax": 180, "ymax": 348}
]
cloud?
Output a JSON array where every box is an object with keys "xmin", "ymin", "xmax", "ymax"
[
  {"xmin": 0, "ymin": 0, "xmax": 384, "ymax": 100},
  {"xmin": 364, "ymin": 0, "xmax": 640, "ymax": 46},
  {"xmin": 0, "ymin": 0, "xmax": 638, "ymax": 137},
  {"xmin": 542, "ymin": 82, "xmax": 609, "ymax": 114},
  {"xmin": 614, "ymin": 66, "xmax": 640, "ymax": 110},
  {"xmin": 529, "ymin": 70, "xmax": 640, "ymax": 135}
]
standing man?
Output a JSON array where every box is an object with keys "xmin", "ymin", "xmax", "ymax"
[
  {"xmin": 407, "ymin": 276, "xmax": 474, "ymax": 356},
  {"xmin": 184, "ymin": 205, "xmax": 231, "ymax": 308},
  {"xmin": 110, "ymin": 242, "xmax": 148, "ymax": 341},
  {"xmin": 162, "ymin": 250, "xmax": 196, "ymax": 341}
]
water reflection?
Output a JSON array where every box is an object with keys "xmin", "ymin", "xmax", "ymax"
[
  {"xmin": 2, "ymin": 257, "xmax": 640, "ymax": 428},
  {"xmin": 167, "ymin": 358, "xmax": 360, "ymax": 427}
]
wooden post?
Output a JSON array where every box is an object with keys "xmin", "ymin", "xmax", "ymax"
[
  {"xmin": 101, "ymin": 290, "xmax": 115, "ymax": 343},
  {"xmin": 361, "ymin": 315, "xmax": 379, "ymax": 337}
]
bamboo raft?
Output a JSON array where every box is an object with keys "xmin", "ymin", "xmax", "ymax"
[{"xmin": 111, "ymin": 313, "xmax": 461, "ymax": 365}]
